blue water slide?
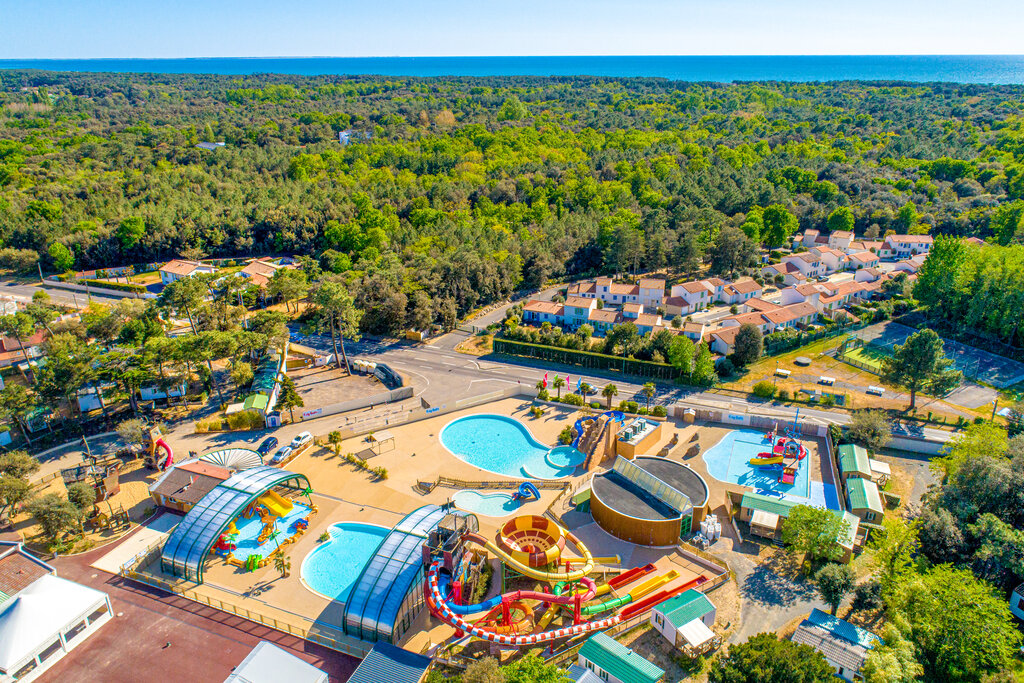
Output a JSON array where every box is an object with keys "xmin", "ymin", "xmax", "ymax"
[
  {"xmin": 570, "ymin": 410, "xmax": 626, "ymax": 448},
  {"xmin": 438, "ymin": 573, "xmax": 503, "ymax": 615},
  {"xmin": 515, "ymin": 482, "xmax": 541, "ymax": 502}
]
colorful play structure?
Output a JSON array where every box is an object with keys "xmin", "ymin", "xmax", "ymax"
[
  {"xmin": 424, "ymin": 514, "xmax": 707, "ymax": 647},
  {"xmin": 146, "ymin": 427, "xmax": 174, "ymax": 470},
  {"xmin": 213, "ymin": 489, "xmax": 316, "ymax": 572},
  {"xmin": 511, "ymin": 482, "xmax": 540, "ymax": 503},
  {"xmin": 748, "ymin": 412, "xmax": 807, "ymax": 485}
]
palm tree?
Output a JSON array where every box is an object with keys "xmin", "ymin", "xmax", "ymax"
[
  {"xmin": 602, "ymin": 383, "xmax": 618, "ymax": 408},
  {"xmin": 535, "ymin": 380, "xmax": 546, "ymax": 393},
  {"xmin": 579, "ymin": 382, "xmax": 594, "ymax": 405},
  {"xmin": 552, "ymin": 375, "xmax": 566, "ymax": 399},
  {"xmin": 641, "ymin": 382, "xmax": 656, "ymax": 411},
  {"xmin": 274, "ymin": 554, "xmax": 291, "ymax": 577}
]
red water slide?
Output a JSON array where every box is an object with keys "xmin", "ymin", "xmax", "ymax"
[
  {"xmin": 606, "ymin": 563, "xmax": 657, "ymax": 590},
  {"xmin": 155, "ymin": 438, "xmax": 173, "ymax": 469},
  {"xmin": 618, "ymin": 575, "xmax": 708, "ymax": 620}
]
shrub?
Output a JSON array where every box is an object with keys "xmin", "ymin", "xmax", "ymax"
[
  {"xmin": 373, "ymin": 466, "xmax": 388, "ymax": 480},
  {"xmin": 828, "ymin": 422, "xmax": 843, "ymax": 445},
  {"xmin": 590, "ymin": 401, "xmax": 600, "ymax": 409},
  {"xmin": 753, "ymin": 380, "xmax": 777, "ymax": 399},
  {"xmin": 821, "ymin": 394, "xmax": 836, "ymax": 407},
  {"xmin": 778, "ymin": 389, "xmax": 790, "ymax": 400},
  {"xmin": 651, "ymin": 405, "xmax": 667, "ymax": 417},
  {"xmin": 226, "ymin": 410, "xmax": 265, "ymax": 431},
  {"xmin": 536, "ymin": 388, "xmax": 550, "ymax": 401},
  {"xmin": 80, "ymin": 278, "xmax": 147, "ymax": 294},
  {"xmin": 559, "ymin": 393, "xmax": 584, "ymax": 406},
  {"xmin": 558, "ymin": 426, "xmax": 574, "ymax": 445},
  {"xmin": 637, "ymin": 407, "xmax": 648, "ymax": 415},
  {"xmin": 974, "ymin": 416, "xmax": 985, "ymax": 425},
  {"xmin": 318, "ymin": 532, "xmax": 330, "ymax": 542},
  {"xmin": 529, "ymin": 406, "xmax": 544, "ymax": 418}
]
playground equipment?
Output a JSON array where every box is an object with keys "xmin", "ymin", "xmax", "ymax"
[
  {"xmin": 425, "ymin": 514, "xmax": 703, "ymax": 647},
  {"xmin": 749, "ymin": 454, "xmax": 783, "ymax": 466},
  {"xmin": 511, "ymin": 482, "xmax": 540, "ymax": 503},
  {"xmin": 213, "ymin": 534, "xmax": 237, "ymax": 558},
  {"xmin": 146, "ymin": 427, "xmax": 173, "ymax": 470}
]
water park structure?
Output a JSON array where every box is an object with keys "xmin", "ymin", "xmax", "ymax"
[
  {"xmin": 146, "ymin": 426, "xmax": 174, "ymax": 470},
  {"xmin": 748, "ymin": 421, "xmax": 809, "ymax": 486},
  {"xmin": 423, "ymin": 513, "xmax": 708, "ymax": 647},
  {"xmin": 161, "ymin": 466, "xmax": 315, "ymax": 582},
  {"xmin": 585, "ymin": 456, "xmax": 709, "ymax": 546}
]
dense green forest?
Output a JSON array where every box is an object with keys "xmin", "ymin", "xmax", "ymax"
[{"xmin": 2, "ymin": 71, "xmax": 1024, "ymax": 332}]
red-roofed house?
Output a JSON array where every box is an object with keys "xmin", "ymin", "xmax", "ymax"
[
  {"xmin": 828, "ymin": 231, "xmax": 855, "ymax": 251},
  {"xmin": 879, "ymin": 235, "xmax": 933, "ymax": 260},
  {"xmin": 523, "ymin": 300, "xmax": 565, "ymax": 325},
  {"xmin": 158, "ymin": 259, "xmax": 216, "ymax": 285},
  {"xmin": 782, "ymin": 253, "xmax": 826, "ymax": 279},
  {"xmin": 847, "ymin": 251, "xmax": 880, "ymax": 270},
  {"xmin": 723, "ymin": 279, "xmax": 763, "ymax": 305}
]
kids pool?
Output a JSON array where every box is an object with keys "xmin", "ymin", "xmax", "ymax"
[
  {"xmin": 300, "ymin": 522, "xmax": 389, "ymax": 603},
  {"xmin": 439, "ymin": 414, "xmax": 581, "ymax": 479},
  {"xmin": 234, "ymin": 502, "xmax": 312, "ymax": 562},
  {"xmin": 452, "ymin": 490, "xmax": 521, "ymax": 517},
  {"xmin": 703, "ymin": 428, "xmax": 814, "ymax": 500}
]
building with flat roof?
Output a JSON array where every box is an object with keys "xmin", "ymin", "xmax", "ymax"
[
  {"xmin": 346, "ymin": 642, "xmax": 431, "ymax": 683},
  {"xmin": 225, "ymin": 642, "xmax": 328, "ymax": 683}
]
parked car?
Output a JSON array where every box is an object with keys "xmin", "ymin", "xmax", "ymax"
[
  {"xmin": 290, "ymin": 431, "xmax": 313, "ymax": 449},
  {"xmin": 257, "ymin": 437, "xmax": 279, "ymax": 458},
  {"xmin": 270, "ymin": 446, "xmax": 292, "ymax": 465}
]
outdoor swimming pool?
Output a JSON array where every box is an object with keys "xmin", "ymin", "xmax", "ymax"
[
  {"xmin": 234, "ymin": 502, "xmax": 312, "ymax": 561},
  {"xmin": 452, "ymin": 490, "xmax": 521, "ymax": 517},
  {"xmin": 702, "ymin": 428, "xmax": 813, "ymax": 500},
  {"xmin": 300, "ymin": 522, "xmax": 389, "ymax": 603},
  {"xmin": 440, "ymin": 414, "xmax": 581, "ymax": 479}
]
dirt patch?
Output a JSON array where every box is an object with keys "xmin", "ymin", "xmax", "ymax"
[
  {"xmin": 620, "ymin": 624, "xmax": 713, "ymax": 683},
  {"xmin": 456, "ymin": 334, "xmax": 493, "ymax": 355},
  {"xmin": 287, "ymin": 364, "xmax": 384, "ymax": 409}
]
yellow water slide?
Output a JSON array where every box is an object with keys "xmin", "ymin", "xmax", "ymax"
[
  {"xmin": 625, "ymin": 570, "xmax": 678, "ymax": 599},
  {"xmin": 465, "ymin": 526, "xmax": 596, "ymax": 582},
  {"xmin": 258, "ymin": 490, "xmax": 294, "ymax": 518}
]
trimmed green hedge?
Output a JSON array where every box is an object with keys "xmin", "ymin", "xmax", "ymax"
[
  {"xmin": 494, "ymin": 337, "xmax": 680, "ymax": 380},
  {"xmin": 80, "ymin": 279, "xmax": 147, "ymax": 294}
]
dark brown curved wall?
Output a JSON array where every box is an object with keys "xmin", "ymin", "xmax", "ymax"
[{"xmin": 590, "ymin": 493, "xmax": 682, "ymax": 546}]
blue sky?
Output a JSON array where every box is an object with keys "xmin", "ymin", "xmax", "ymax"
[{"xmin": 1, "ymin": 0, "xmax": 1021, "ymax": 58}]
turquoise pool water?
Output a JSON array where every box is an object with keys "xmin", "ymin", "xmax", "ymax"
[
  {"xmin": 233, "ymin": 502, "xmax": 312, "ymax": 562},
  {"xmin": 300, "ymin": 522, "xmax": 389, "ymax": 603},
  {"xmin": 452, "ymin": 490, "xmax": 521, "ymax": 517},
  {"xmin": 702, "ymin": 429, "xmax": 813, "ymax": 500},
  {"xmin": 440, "ymin": 414, "xmax": 581, "ymax": 479}
]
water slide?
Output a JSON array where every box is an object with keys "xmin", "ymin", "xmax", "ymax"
[
  {"xmin": 618, "ymin": 575, "xmax": 708, "ymax": 620},
  {"xmin": 607, "ymin": 563, "xmax": 656, "ymax": 589},
  {"xmin": 259, "ymin": 490, "xmax": 293, "ymax": 518},
  {"xmin": 154, "ymin": 438, "xmax": 173, "ymax": 470},
  {"xmin": 464, "ymin": 530, "xmax": 594, "ymax": 582},
  {"xmin": 426, "ymin": 561, "xmax": 621, "ymax": 646},
  {"xmin": 580, "ymin": 570, "xmax": 679, "ymax": 616},
  {"xmin": 512, "ymin": 482, "xmax": 541, "ymax": 502},
  {"xmin": 750, "ymin": 453, "xmax": 783, "ymax": 466},
  {"xmin": 570, "ymin": 410, "xmax": 625, "ymax": 448}
]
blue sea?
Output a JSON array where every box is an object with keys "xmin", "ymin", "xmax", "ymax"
[{"xmin": 0, "ymin": 55, "xmax": 1021, "ymax": 84}]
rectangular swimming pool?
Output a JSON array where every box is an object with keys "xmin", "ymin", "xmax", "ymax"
[{"xmin": 703, "ymin": 428, "xmax": 839, "ymax": 509}]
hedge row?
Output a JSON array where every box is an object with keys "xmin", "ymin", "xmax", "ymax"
[
  {"xmin": 80, "ymin": 279, "xmax": 148, "ymax": 294},
  {"xmin": 493, "ymin": 338, "xmax": 680, "ymax": 380}
]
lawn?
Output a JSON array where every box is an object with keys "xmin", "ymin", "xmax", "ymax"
[{"xmin": 842, "ymin": 344, "xmax": 890, "ymax": 373}]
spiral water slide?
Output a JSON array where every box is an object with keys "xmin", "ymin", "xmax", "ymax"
[
  {"xmin": 425, "ymin": 560, "xmax": 621, "ymax": 646},
  {"xmin": 462, "ymin": 517, "xmax": 595, "ymax": 582}
]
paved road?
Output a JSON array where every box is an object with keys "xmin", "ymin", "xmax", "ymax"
[
  {"xmin": 287, "ymin": 328, "xmax": 953, "ymax": 446},
  {"xmin": 0, "ymin": 279, "xmax": 128, "ymax": 309}
]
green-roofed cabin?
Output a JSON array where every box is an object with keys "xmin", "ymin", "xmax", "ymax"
[
  {"xmin": 736, "ymin": 492, "xmax": 860, "ymax": 563},
  {"xmin": 578, "ymin": 632, "xmax": 665, "ymax": 683},
  {"xmin": 845, "ymin": 477, "xmax": 883, "ymax": 523},
  {"xmin": 650, "ymin": 589, "xmax": 720, "ymax": 656},
  {"xmin": 837, "ymin": 444, "xmax": 871, "ymax": 480}
]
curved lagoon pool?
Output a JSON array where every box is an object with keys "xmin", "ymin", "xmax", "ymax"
[
  {"xmin": 452, "ymin": 490, "xmax": 521, "ymax": 517},
  {"xmin": 440, "ymin": 414, "xmax": 581, "ymax": 479},
  {"xmin": 301, "ymin": 522, "xmax": 389, "ymax": 603}
]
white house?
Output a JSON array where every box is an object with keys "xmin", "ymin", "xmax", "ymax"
[
  {"xmin": 523, "ymin": 300, "xmax": 565, "ymax": 326},
  {"xmin": 854, "ymin": 267, "xmax": 884, "ymax": 283},
  {"xmin": 846, "ymin": 251, "xmax": 880, "ymax": 270},
  {"xmin": 564, "ymin": 296, "xmax": 598, "ymax": 327},
  {"xmin": 638, "ymin": 278, "xmax": 666, "ymax": 309},
  {"xmin": 880, "ymin": 234, "xmax": 933, "ymax": 260},
  {"xmin": 782, "ymin": 253, "xmax": 825, "ymax": 279},
  {"xmin": 828, "ymin": 230, "xmax": 855, "ymax": 251},
  {"xmin": 801, "ymin": 229, "xmax": 820, "ymax": 248},
  {"xmin": 894, "ymin": 253, "xmax": 927, "ymax": 274},
  {"xmin": 809, "ymin": 246, "xmax": 847, "ymax": 273},
  {"xmin": 650, "ymin": 589, "xmax": 718, "ymax": 656},
  {"xmin": 722, "ymin": 279, "xmax": 763, "ymax": 305},
  {"xmin": 761, "ymin": 262, "xmax": 807, "ymax": 286},
  {"xmin": 159, "ymin": 259, "xmax": 217, "ymax": 285},
  {"xmin": 669, "ymin": 278, "xmax": 726, "ymax": 311}
]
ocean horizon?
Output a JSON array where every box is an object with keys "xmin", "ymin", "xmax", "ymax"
[{"xmin": 0, "ymin": 55, "xmax": 1023, "ymax": 84}]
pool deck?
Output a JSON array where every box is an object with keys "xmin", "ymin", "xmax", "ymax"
[{"xmin": 127, "ymin": 397, "xmax": 832, "ymax": 651}]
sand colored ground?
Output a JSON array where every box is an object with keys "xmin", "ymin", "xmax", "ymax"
[{"xmin": 127, "ymin": 398, "xmax": 797, "ymax": 653}]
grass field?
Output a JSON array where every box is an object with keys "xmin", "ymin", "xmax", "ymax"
[{"xmin": 842, "ymin": 344, "xmax": 890, "ymax": 372}]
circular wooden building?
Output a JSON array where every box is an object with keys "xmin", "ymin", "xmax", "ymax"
[{"xmin": 590, "ymin": 456, "xmax": 709, "ymax": 546}]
